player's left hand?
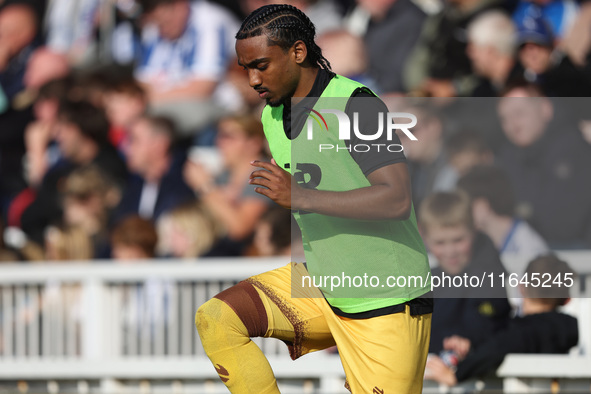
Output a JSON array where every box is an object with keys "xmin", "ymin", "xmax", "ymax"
[{"xmin": 250, "ymin": 159, "xmax": 298, "ymax": 209}]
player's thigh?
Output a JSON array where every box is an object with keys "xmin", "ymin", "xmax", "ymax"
[
  {"xmin": 247, "ymin": 262, "xmax": 336, "ymax": 358},
  {"xmin": 328, "ymin": 307, "xmax": 432, "ymax": 393}
]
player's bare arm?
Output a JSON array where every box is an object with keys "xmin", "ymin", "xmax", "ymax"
[{"xmin": 250, "ymin": 159, "xmax": 412, "ymax": 220}]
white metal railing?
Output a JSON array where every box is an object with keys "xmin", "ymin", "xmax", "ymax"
[
  {"xmin": 0, "ymin": 257, "xmax": 350, "ymax": 393},
  {"xmin": 0, "ymin": 258, "xmax": 288, "ymax": 361},
  {"xmin": 0, "ymin": 253, "xmax": 589, "ymax": 393}
]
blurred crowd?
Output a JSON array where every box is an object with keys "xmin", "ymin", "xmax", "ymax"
[{"xmin": 1, "ymin": 0, "xmax": 591, "ymax": 264}]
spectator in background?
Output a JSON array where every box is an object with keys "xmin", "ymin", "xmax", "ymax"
[
  {"xmin": 404, "ymin": 0, "xmax": 502, "ymax": 97},
  {"xmin": 419, "ymin": 191, "xmax": 511, "ymax": 354},
  {"xmin": 0, "ymin": 3, "xmax": 41, "ymax": 211},
  {"xmin": 184, "ymin": 115, "xmax": 269, "ymax": 256},
  {"xmin": 252, "ymin": 205, "xmax": 292, "ymax": 257},
  {"xmin": 102, "ymin": 76, "xmax": 147, "ymax": 150},
  {"xmin": 1, "ymin": 49, "xmax": 69, "ymax": 220},
  {"xmin": 111, "ymin": 215, "xmax": 158, "ymax": 260},
  {"xmin": 115, "ymin": 115, "xmax": 194, "ymax": 222},
  {"xmin": 497, "ymin": 84, "xmax": 591, "ymax": 247},
  {"xmin": 111, "ymin": 0, "xmax": 240, "ymax": 135},
  {"xmin": 345, "ymin": 0, "xmax": 425, "ymax": 93},
  {"xmin": 62, "ymin": 166, "xmax": 122, "ymax": 259},
  {"xmin": 513, "ymin": 14, "xmax": 591, "ymax": 97},
  {"xmin": 398, "ymin": 104, "xmax": 455, "ymax": 209},
  {"xmin": 156, "ymin": 200, "xmax": 221, "ymax": 258},
  {"xmin": 457, "ymin": 165, "xmax": 548, "ymax": 264},
  {"xmin": 10, "ymin": 65, "xmax": 122, "ymax": 218},
  {"xmin": 425, "ymin": 255, "xmax": 578, "ymax": 386},
  {"xmin": 20, "ymin": 100, "xmax": 128, "ymax": 245},
  {"xmin": 115, "ymin": 0, "xmax": 238, "ymax": 103},
  {"xmin": 466, "ymin": 11, "xmax": 518, "ymax": 96},
  {"xmin": 44, "ymin": 0, "xmax": 101, "ymax": 65},
  {"xmin": 0, "ymin": 3, "xmax": 39, "ymax": 106},
  {"xmin": 22, "ymin": 77, "xmax": 72, "ymax": 190},
  {"xmin": 5, "ymin": 78, "xmax": 71, "ymax": 231}
]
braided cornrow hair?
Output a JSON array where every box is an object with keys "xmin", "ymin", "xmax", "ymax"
[{"xmin": 236, "ymin": 4, "xmax": 332, "ymax": 71}]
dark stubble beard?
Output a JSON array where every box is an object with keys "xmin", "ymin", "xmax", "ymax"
[{"xmin": 267, "ymin": 85, "xmax": 298, "ymax": 107}]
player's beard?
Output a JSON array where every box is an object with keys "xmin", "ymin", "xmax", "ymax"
[
  {"xmin": 267, "ymin": 86, "xmax": 297, "ymax": 107},
  {"xmin": 267, "ymin": 98, "xmax": 283, "ymax": 107}
]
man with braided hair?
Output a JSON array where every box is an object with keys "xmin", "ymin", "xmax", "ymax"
[{"xmin": 196, "ymin": 4, "xmax": 432, "ymax": 393}]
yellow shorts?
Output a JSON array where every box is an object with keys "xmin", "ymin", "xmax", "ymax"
[{"xmin": 247, "ymin": 262, "xmax": 431, "ymax": 394}]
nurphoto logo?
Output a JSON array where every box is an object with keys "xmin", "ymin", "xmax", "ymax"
[{"xmin": 304, "ymin": 108, "xmax": 418, "ymax": 153}]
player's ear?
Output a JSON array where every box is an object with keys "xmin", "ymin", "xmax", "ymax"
[{"xmin": 293, "ymin": 40, "xmax": 307, "ymax": 65}]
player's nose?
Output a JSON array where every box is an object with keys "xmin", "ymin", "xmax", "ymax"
[{"xmin": 248, "ymin": 70, "xmax": 262, "ymax": 88}]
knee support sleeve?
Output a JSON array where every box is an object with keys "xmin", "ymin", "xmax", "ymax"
[{"xmin": 196, "ymin": 281, "xmax": 269, "ymax": 339}]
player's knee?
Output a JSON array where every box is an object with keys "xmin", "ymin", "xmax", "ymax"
[
  {"xmin": 196, "ymin": 296, "xmax": 250, "ymax": 339},
  {"xmin": 195, "ymin": 298, "xmax": 222, "ymax": 338},
  {"xmin": 196, "ymin": 282, "xmax": 269, "ymax": 339},
  {"xmin": 196, "ymin": 298, "xmax": 250, "ymax": 357}
]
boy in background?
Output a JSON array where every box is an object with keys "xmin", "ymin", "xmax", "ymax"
[
  {"xmin": 419, "ymin": 191, "xmax": 511, "ymax": 354},
  {"xmin": 111, "ymin": 215, "xmax": 158, "ymax": 260},
  {"xmin": 425, "ymin": 254, "xmax": 578, "ymax": 386},
  {"xmin": 103, "ymin": 77, "xmax": 147, "ymax": 151}
]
